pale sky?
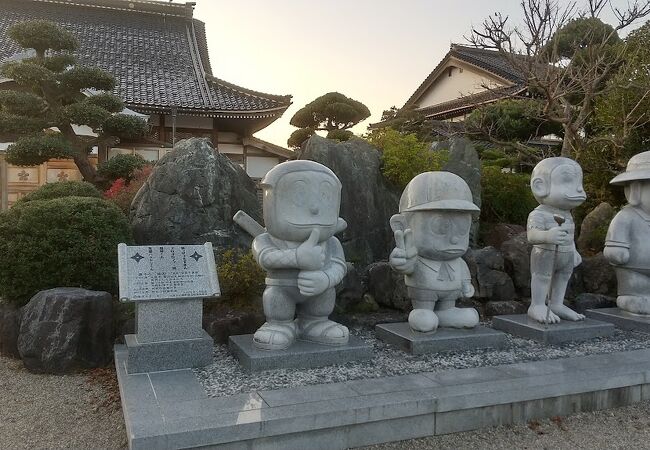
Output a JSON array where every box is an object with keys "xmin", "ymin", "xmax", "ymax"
[{"xmin": 192, "ymin": 0, "xmax": 644, "ymax": 148}]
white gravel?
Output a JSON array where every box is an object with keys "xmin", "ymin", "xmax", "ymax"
[
  {"xmin": 195, "ymin": 324, "xmax": 650, "ymax": 397},
  {"xmin": 0, "ymin": 356, "xmax": 126, "ymax": 450}
]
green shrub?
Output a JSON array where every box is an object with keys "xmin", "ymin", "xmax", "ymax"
[
  {"xmin": 17, "ymin": 180, "xmax": 101, "ymax": 203},
  {"xmin": 370, "ymin": 128, "xmax": 447, "ymax": 188},
  {"xmin": 481, "ymin": 166, "xmax": 537, "ymax": 225},
  {"xmin": 97, "ymin": 153, "xmax": 147, "ymax": 182},
  {"xmin": 0, "ymin": 196, "xmax": 132, "ymax": 305},
  {"xmin": 215, "ymin": 249, "xmax": 265, "ymax": 311}
]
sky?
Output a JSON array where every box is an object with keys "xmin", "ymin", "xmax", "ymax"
[{"xmin": 192, "ymin": 0, "xmax": 644, "ymax": 148}]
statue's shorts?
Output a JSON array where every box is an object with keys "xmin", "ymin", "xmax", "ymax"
[{"xmin": 531, "ymin": 247, "xmax": 573, "ymax": 276}]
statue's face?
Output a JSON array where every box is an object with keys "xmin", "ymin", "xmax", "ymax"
[
  {"xmin": 407, "ymin": 210, "xmax": 471, "ymax": 261},
  {"xmin": 542, "ymin": 163, "xmax": 586, "ymax": 210},
  {"xmin": 264, "ymin": 170, "xmax": 340, "ymax": 242}
]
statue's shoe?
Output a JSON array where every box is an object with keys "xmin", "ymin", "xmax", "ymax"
[
  {"xmin": 436, "ymin": 307, "xmax": 479, "ymax": 328},
  {"xmin": 617, "ymin": 295, "xmax": 650, "ymax": 315},
  {"xmin": 252, "ymin": 321, "xmax": 297, "ymax": 350},
  {"xmin": 408, "ymin": 309, "xmax": 438, "ymax": 333},
  {"xmin": 297, "ymin": 318, "xmax": 349, "ymax": 346}
]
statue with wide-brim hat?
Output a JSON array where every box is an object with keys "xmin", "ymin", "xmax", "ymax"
[{"xmin": 604, "ymin": 150, "xmax": 650, "ymax": 315}]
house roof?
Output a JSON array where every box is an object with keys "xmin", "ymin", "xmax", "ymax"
[
  {"xmin": 0, "ymin": 0, "xmax": 292, "ymax": 119},
  {"xmin": 402, "ymin": 44, "xmax": 526, "ymax": 113}
]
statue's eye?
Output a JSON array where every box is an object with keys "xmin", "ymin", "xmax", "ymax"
[
  {"xmin": 453, "ymin": 215, "xmax": 471, "ymax": 236},
  {"xmin": 291, "ymin": 180, "xmax": 308, "ymax": 207},
  {"xmin": 320, "ymin": 181, "xmax": 333, "ymax": 203},
  {"xmin": 430, "ymin": 216, "xmax": 451, "ymax": 235}
]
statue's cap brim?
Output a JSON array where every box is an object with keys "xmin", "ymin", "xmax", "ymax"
[
  {"xmin": 610, "ymin": 170, "xmax": 650, "ymax": 185},
  {"xmin": 401, "ymin": 199, "xmax": 480, "ymax": 213}
]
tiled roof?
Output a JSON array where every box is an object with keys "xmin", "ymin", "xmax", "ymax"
[
  {"xmin": 402, "ymin": 44, "xmax": 526, "ymax": 112},
  {"xmin": 416, "ymin": 85, "xmax": 527, "ymax": 120},
  {"xmin": 0, "ymin": 0, "xmax": 291, "ymax": 116}
]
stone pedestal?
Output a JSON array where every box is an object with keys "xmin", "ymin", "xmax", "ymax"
[
  {"xmin": 586, "ymin": 307, "xmax": 650, "ymax": 332},
  {"xmin": 229, "ymin": 335, "xmax": 373, "ymax": 372},
  {"xmin": 126, "ymin": 298, "xmax": 213, "ymax": 373},
  {"xmin": 375, "ymin": 322, "xmax": 506, "ymax": 355},
  {"xmin": 492, "ymin": 314, "xmax": 615, "ymax": 344}
]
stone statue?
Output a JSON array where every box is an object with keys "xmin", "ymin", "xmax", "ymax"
[
  {"xmin": 389, "ymin": 171, "xmax": 480, "ymax": 333},
  {"xmin": 250, "ymin": 160, "xmax": 349, "ymax": 350},
  {"xmin": 604, "ymin": 151, "xmax": 650, "ymax": 315},
  {"xmin": 527, "ymin": 157, "xmax": 586, "ymax": 323}
]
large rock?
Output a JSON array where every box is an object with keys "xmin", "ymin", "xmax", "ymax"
[
  {"xmin": 483, "ymin": 223, "xmax": 526, "ymax": 249},
  {"xmin": 301, "ymin": 136, "xmax": 400, "ymax": 267},
  {"xmin": 485, "ymin": 300, "xmax": 527, "ymax": 316},
  {"xmin": 501, "ymin": 231, "xmax": 533, "ymax": 297},
  {"xmin": 572, "ymin": 293, "xmax": 616, "ymax": 314},
  {"xmin": 130, "ymin": 138, "xmax": 261, "ymax": 251},
  {"xmin": 577, "ymin": 202, "xmax": 616, "ymax": 255},
  {"xmin": 0, "ymin": 302, "xmax": 22, "ymax": 358},
  {"xmin": 366, "ymin": 262, "xmax": 410, "ymax": 311},
  {"xmin": 464, "ymin": 247, "xmax": 516, "ymax": 302},
  {"xmin": 443, "ymin": 137, "xmax": 481, "ymax": 245},
  {"xmin": 18, "ymin": 288, "xmax": 113, "ymax": 373},
  {"xmin": 335, "ymin": 263, "xmax": 365, "ymax": 312},
  {"xmin": 580, "ymin": 253, "xmax": 617, "ymax": 296}
]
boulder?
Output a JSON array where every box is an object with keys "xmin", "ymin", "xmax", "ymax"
[
  {"xmin": 301, "ymin": 136, "xmax": 400, "ymax": 267},
  {"xmin": 464, "ymin": 247, "xmax": 516, "ymax": 302},
  {"xmin": 130, "ymin": 138, "xmax": 261, "ymax": 252},
  {"xmin": 0, "ymin": 302, "xmax": 22, "ymax": 358},
  {"xmin": 501, "ymin": 231, "xmax": 533, "ymax": 297},
  {"xmin": 580, "ymin": 253, "xmax": 617, "ymax": 296},
  {"xmin": 442, "ymin": 137, "xmax": 482, "ymax": 245},
  {"xmin": 366, "ymin": 262, "xmax": 410, "ymax": 311},
  {"xmin": 577, "ymin": 202, "xmax": 616, "ymax": 255},
  {"xmin": 203, "ymin": 311, "xmax": 265, "ymax": 344},
  {"xmin": 335, "ymin": 263, "xmax": 365, "ymax": 312},
  {"xmin": 572, "ymin": 293, "xmax": 616, "ymax": 314},
  {"xmin": 18, "ymin": 288, "xmax": 113, "ymax": 373},
  {"xmin": 483, "ymin": 223, "xmax": 526, "ymax": 250},
  {"xmin": 485, "ymin": 300, "xmax": 527, "ymax": 316}
]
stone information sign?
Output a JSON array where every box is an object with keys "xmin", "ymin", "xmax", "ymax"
[{"xmin": 118, "ymin": 243, "xmax": 220, "ymax": 302}]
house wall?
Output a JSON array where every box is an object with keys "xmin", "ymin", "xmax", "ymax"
[{"xmin": 416, "ymin": 63, "xmax": 504, "ymax": 109}]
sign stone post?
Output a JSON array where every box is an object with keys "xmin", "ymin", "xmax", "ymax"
[{"xmin": 118, "ymin": 243, "xmax": 219, "ymax": 373}]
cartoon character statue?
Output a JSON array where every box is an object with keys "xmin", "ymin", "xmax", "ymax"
[
  {"xmin": 389, "ymin": 171, "xmax": 480, "ymax": 333},
  {"xmin": 527, "ymin": 157, "xmax": 586, "ymax": 324},
  {"xmin": 604, "ymin": 150, "xmax": 650, "ymax": 315},
  {"xmin": 249, "ymin": 160, "xmax": 349, "ymax": 350}
]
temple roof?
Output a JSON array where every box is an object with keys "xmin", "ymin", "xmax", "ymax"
[{"xmin": 0, "ymin": 0, "xmax": 292, "ymax": 120}]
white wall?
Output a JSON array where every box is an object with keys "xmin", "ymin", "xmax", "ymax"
[
  {"xmin": 247, "ymin": 156, "xmax": 279, "ymax": 179},
  {"xmin": 174, "ymin": 115, "xmax": 213, "ymax": 129},
  {"xmin": 417, "ymin": 63, "xmax": 504, "ymax": 108}
]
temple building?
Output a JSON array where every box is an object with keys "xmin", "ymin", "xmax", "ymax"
[
  {"xmin": 0, "ymin": 0, "xmax": 293, "ymax": 209},
  {"xmin": 397, "ymin": 44, "xmax": 526, "ymax": 122}
]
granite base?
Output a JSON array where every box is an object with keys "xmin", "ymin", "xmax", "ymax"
[
  {"xmin": 125, "ymin": 330, "xmax": 213, "ymax": 374},
  {"xmin": 492, "ymin": 314, "xmax": 615, "ymax": 344},
  {"xmin": 586, "ymin": 307, "xmax": 650, "ymax": 333},
  {"xmin": 229, "ymin": 334, "xmax": 373, "ymax": 372},
  {"xmin": 375, "ymin": 323, "xmax": 507, "ymax": 354}
]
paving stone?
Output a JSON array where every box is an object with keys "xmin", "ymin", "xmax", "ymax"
[
  {"xmin": 375, "ymin": 322, "xmax": 507, "ymax": 354},
  {"xmin": 492, "ymin": 314, "xmax": 615, "ymax": 344},
  {"xmin": 125, "ymin": 331, "xmax": 213, "ymax": 374}
]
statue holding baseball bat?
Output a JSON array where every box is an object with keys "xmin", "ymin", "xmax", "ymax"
[
  {"xmin": 389, "ymin": 171, "xmax": 480, "ymax": 333},
  {"xmin": 234, "ymin": 160, "xmax": 349, "ymax": 351},
  {"xmin": 527, "ymin": 157, "xmax": 587, "ymax": 324}
]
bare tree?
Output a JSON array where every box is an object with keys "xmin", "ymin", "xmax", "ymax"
[{"xmin": 466, "ymin": 0, "xmax": 650, "ymax": 157}]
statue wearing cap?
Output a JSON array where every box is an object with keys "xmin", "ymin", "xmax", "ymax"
[
  {"xmin": 389, "ymin": 171, "xmax": 480, "ymax": 333},
  {"xmin": 604, "ymin": 151, "xmax": 650, "ymax": 315}
]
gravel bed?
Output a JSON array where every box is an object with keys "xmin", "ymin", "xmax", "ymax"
[{"xmin": 195, "ymin": 322, "xmax": 650, "ymax": 397}]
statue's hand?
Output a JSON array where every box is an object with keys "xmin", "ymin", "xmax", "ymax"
[
  {"xmin": 547, "ymin": 226, "xmax": 571, "ymax": 246},
  {"xmin": 573, "ymin": 251, "xmax": 582, "ymax": 268},
  {"xmin": 296, "ymin": 229, "xmax": 325, "ymax": 270},
  {"xmin": 604, "ymin": 246, "xmax": 630, "ymax": 265},
  {"xmin": 462, "ymin": 281, "xmax": 475, "ymax": 298},
  {"xmin": 297, "ymin": 270, "xmax": 329, "ymax": 297},
  {"xmin": 389, "ymin": 229, "xmax": 417, "ymax": 273}
]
